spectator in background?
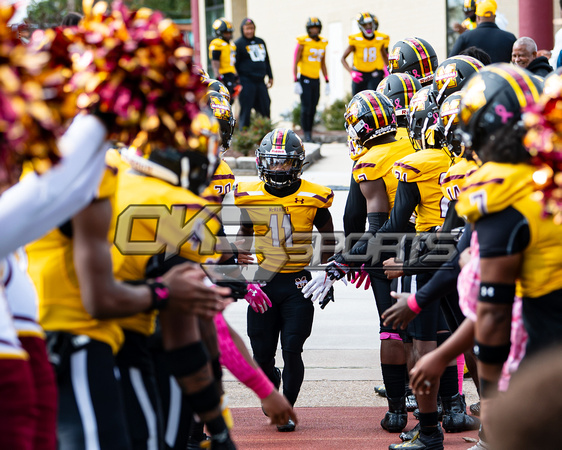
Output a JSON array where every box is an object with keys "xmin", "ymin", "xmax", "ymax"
[
  {"xmin": 294, "ymin": 17, "xmax": 329, "ymax": 143},
  {"xmin": 512, "ymin": 37, "xmax": 553, "ymax": 77},
  {"xmin": 449, "ymin": 0, "xmax": 516, "ymax": 63},
  {"xmin": 459, "ymin": 46, "xmax": 492, "ymax": 65},
  {"xmin": 209, "ymin": 18, "xmax": 239, "ymax": 103},
  {"xmin": 234, "ymin": 18, "xmax": 273, "ymax": 130},
  {"xmin": 341, "ymin": 12, "xmax": 389, "ymax": 96}
]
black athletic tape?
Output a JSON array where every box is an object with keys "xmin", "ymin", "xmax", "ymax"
[
  {"xmin": 478, "ymin": 283, "xmax": 516, "ymax": 304},
  {"xmin": 185, "ymin": 383, "xmax": 221, "ymax": 414},
  {"xmin": 164, "ymin": 341, "xmax": 209, "ymax": 378},
  {"xmin": 479, "ymin": 378, "xmax": 499, "ymax": 399},
  {"xmin": 473, "ymin": 339, "xmax": 511, "ymax": 365}
]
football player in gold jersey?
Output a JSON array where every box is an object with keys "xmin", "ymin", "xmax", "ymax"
[
  {"xmin": 27, "ymin": 115, "xmax": 233, "ymax": 450},
  {"xmin": 341, "ymin": 12, "xmax": 390, "ymax": 95},
  {"xmin": 453, "ymin": 0, "xmax": 477, "ymax": 35},
  {"xmin": 235, "ymin": 128, "xmax": 334, "ymax": 432},
  {"xmin": 209, "ymin": 18, "xmax": 238, "ymax": 102},
  {"xmin": 294, "ymin": 17, "xmax": 329, "ymax": 142},
  {"xmin": 304, "ymin": 90, "xmax": 415, "ymax": 433}
]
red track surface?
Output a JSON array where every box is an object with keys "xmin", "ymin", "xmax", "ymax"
[{"xmin": 231, "ymin": 407, "xmax": 479, "ymax": 449}]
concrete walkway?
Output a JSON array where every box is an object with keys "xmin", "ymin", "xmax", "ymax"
[{"xmin": 221, "ymin": 143, "xmax": 479, "ymax": 410}]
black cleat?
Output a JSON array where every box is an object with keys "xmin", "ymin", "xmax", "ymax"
[
  {"xmin": 374, "ymin": 385, "xmax": 387, "ymax": 397},
  {"xmin": 400, "ymin": 422, "xmax": 420, "ymax": 442},
  {"xmin": 277, "ymin": 418, "xmax": 296, "ymax": 432},
  {"xmin": 441, "ymin": 394, "xmax": 481, "ymax": 433},
  {"xmin": 469, "ymin": 401, "xmax": 480, "ymax": 417},
  {"xmin": 381, "ymin": 396, "xmax": 407, "ymax": 433},
  {"xmin": 389, "ymin": 427, "xmax": 444, "ymax": 449}
]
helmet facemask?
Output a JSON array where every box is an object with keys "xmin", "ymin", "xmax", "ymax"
[{"xmin": 257, "ymin": 152, "xmax": 304, "ymax": 188}]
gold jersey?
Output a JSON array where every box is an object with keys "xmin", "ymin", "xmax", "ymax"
[
  {"xmin": 111, "ymin": 168, "xmax": 223, "ymax": 335},
  {"xmin": 440, "ymin": 158, "xmax": 478, "ymax": 201},
  {"xmin": 462, "ymin": 17, "xmax": 477, "ymax": 31},
  {"xmin": 209, "ymin": 38, "xmax": 236, "ymax": 75},
  {"xmin": 26, "ymin": 160, "xmax": 124, "ymax": 354},
  {"xmin": 396, "ymin": 127, "xmax": 410, "ymax": 141},
  {"xmin": 456, "ymin": 162, "xmax": 562, "ymax": 298},
  {"xmin": 296, "ymin": 34, "xmax": 328, "ymax": 79},
  {"xmin": 234, "ymin": 180, "xmax": 333, "ymax": 273},
  {"xmin": 348, "ymin": 31, "xmax": 389, "ymax": 72},
  {"xmin": 201, "ymin": 159, "xmax": 235, "ymax": 204},
  {"xmin": 353, "ymin": 139, "xmax": 415, "ymax": 211},
  {"xmin": 393, "ymin": 149, "xmax": 454, "ymax": 232}
]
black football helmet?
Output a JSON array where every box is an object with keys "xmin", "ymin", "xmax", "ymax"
[
  {"xmin": 388, "ymin": 38, "xmax": 438, "ymax": 86},
  {"xmin": 438, "ymin": 92, "xmax": 464, "ymax": 156},
  {"xmin": 357, "ymin": 12, "xmax": 378, "ymax": 39},
  {"xmin": 212, "ymin": 18, "xmax": 234, "ymax": 40},
  {"xmin": 306, "ymin": 17, "xmax": 322, "ymax": 36},
  {"xmin": 256, "ymin": 129, "xmax": 305, "ymax": 188},
  {"xmin": 457, "ymin": 63, "xmax": 543, "ymax": 153},
  {"xmin": 377, "ymin": 73, "xmax": 422, "ymax": 127},
  {"xmin": 205, "ymin": 79, "xmax": 231, "ymax": 102},
  {"xmin": 344, "ymin": 90, "xmax": 397, "ymax": 159},
  {"xmin": 407, "ymin": 86, "xmax": 440, "ymax": 150},
  {"xmin": 124, "ymin": 113, "xmax": 221, "ymax": 195},
  {"xmin": 206, "ymin": 91, "xmax": 236, "ymax": 150},
  {"xmin": 432, "ymin": 55, "xmax": 484, "ymax": 106},
  {"xmin": 463, "ymin": 0, "xmax": 476, "ymax": 13}
]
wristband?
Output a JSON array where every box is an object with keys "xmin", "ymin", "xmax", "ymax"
[
  {"xmin": 407, "ymin": 293, "xmax": 422, "ymax": 314},
  {"xmin": 324, "ymin": 77, "xmax": 329, "ymax": 83},
  {"xmin": 146, "ymin": 277, "xmax": 170, "ymax": 311},
  {"xmin": 473, "ymin": 339, "xmax": 510, "ymax": 364},
  {"xmin": 294, "ymin": 76, "xmax": 298, "ymax": 82},
  {"xmin": 478, "ymin": 282, "xmax": 516, "ymax": 304}
]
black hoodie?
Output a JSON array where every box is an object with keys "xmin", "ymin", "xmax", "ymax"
[
  {"xmin": 234, "ymin": 18, "xmax": 273, "ymax": 81},
  {"xmin": 526, "ymin": 56, "xmax": 553, "ymax": 78}
]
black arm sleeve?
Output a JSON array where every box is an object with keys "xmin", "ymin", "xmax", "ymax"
[
  {"xmin": 212, "ymin": 50, "xmax": 222, "ymax": 61},
  {"xmin": 313, "ymin": 207, "xmax": 331, "ymax": 229},
  {"xmin": 347, "ymin": 212, "xmax": 389, "ymax": 261},
  {"xmin": 414, "ymin": 223, "xmax": 472, "ymax": 310},
  {"xmin": 475, "ymin": 207, "xmax": 530, "ymax": 258},
  {"xmin": 441, "ymin": 201, "xmax": 465, "ymax": 233},
  {"xmin": 343, "ymin": 173, "xmax": 367, "ymax": 237},
  {"xmin": 378, "ymin": 181, "xmax": 421, "ymax": 234}
]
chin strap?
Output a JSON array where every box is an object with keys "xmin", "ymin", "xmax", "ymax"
[{"xmin": 121, "ymin": 148, "xmax": 180, "ymax": 186}]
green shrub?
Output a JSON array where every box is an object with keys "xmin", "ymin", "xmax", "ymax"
[
  {"xmin": 321, "ymin": 94, "xmax": 352, "ymax": 131},
  {"xmin": 231, "ymin": 113, "xmax": 276, "ymax": 156}
]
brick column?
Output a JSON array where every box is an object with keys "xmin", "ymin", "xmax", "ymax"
[{"xmin": 519, "ymin": 0, "xmax": 554, "ymax": 50}]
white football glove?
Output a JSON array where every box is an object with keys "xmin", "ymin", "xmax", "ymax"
[
  {"xmin": 302, "ymin": 270, "xmax": 346, "ymax": 304},
  {"xmin": 325, "ymin": 83, "xmax": 330, "ymax": 96},
  {"xmin": 294, "ymin": 81, "xmax": 303, "ymax": 95}
]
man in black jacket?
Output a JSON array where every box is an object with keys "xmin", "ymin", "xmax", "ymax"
[
  {"xmin": 512, "ymin": 37, "xmax": 553, "ymax": 77},
  {"xmin": 449, "ymin": 0, "xmax": 516, "ymax": 63},
  {"xmin": 234, "ymin": 18, "xmax": 273, "ymax": 130}
]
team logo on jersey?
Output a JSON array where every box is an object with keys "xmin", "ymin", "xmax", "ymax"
[
  {"xmin": 294, "ymin": 198, "xmax": 304, "ymax": 204},
  {"xmin": 435, "ymin": 63, "xmax": 458, "ymax": 89},
  {"xmin": 295, "ymin": 276, "xmax": 308, "ymax": 289}
]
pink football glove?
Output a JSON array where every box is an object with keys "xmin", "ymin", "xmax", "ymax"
[
  {"xmin": 245, "ymin": 284, "xmax": 272, "ymax": 313},
  {"xmin": 383, "ymin": 66, "xmax": 390, "ymax": 77},
  {"xmin": 351, "ymin": 264, "xmax": 371, "ymax": 290},
  {"xmin": 351, "ymin": 71, "xmax": 364, "ymax": 83}
]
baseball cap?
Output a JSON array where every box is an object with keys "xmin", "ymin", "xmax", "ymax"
[{"xmin": 476, "ymin": 0, "xmax": 497, "ymax": 17}]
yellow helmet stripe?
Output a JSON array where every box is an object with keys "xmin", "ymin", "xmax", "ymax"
[
  {"xmin": 358, "ymin": 92, "xmax": 380, "ymax": 128},
  {"xmin": 416, "ymin": 39, "xmax": 434, "ymax": 74},
  {"xmin": 487, "ymin": 66, "xmax": 541, "ymax": 107},
  {"xmin": 450, "ymin": 56, "xmax": 482, "ymax": 73},
  {"xmin": 372, "ymin": 93, "xmax": 389, "ymax": 125}
]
